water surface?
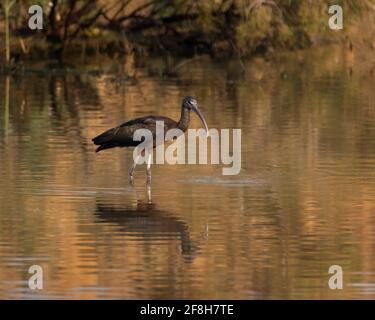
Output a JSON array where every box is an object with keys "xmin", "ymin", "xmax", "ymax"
[{"xmin": 1, "ymin": 48, "xmax": 375, "ymax": 299}]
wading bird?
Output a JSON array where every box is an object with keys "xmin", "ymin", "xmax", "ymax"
[{"xmin": 92, "ymin": 96, "xmax": 209, "ymax": 182}]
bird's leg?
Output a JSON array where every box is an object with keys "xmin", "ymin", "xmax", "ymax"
[
  {"xmin": 146, "ymin": 179, "xmax": 152, "ymax": 204},
  {"xmin": 129, "ymin": 154, "xmax": 140, "ymax": 184},
  {"xmin": 146, "ymin": 152, "xmax": 152, "ymax": 183}
]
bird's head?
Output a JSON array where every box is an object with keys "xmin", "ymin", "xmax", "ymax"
[
  {"xmin": 182, "ymin": 96, "xmax": 209, "ymax": 134},
  {"xmin": 182, "ymin": 96, "xmax": 198, "ymax": 110}
]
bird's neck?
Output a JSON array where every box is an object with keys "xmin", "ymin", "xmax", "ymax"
[{"xmin": 177, "ymin": 107, "xmax": 190, "ymax": 132}]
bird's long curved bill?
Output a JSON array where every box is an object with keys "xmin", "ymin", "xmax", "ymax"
[{"xmin": 193, "ymin": 108, "xmax": 209, "ymax": 136}]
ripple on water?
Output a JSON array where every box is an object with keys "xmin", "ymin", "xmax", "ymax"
[
  {"xmin": 176, "ymin": 176, "xmax": 267, "ymax": 187},
  {"xmin": 16, "ymin": 185, "xmax": 135, "ymax": 198}
]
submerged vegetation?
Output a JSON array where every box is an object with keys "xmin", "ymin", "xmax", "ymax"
[{"xmin": 0, "ymin": 0, "xmax": 375, "ymax": 64}]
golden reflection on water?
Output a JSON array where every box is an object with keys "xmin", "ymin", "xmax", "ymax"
[{"xmin": 1, "ymin": 46, "xmax": 375, "ymax": 299}]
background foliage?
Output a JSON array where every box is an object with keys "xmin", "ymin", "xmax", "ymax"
[{"xmin": 0, "ymin": 0, "xmax": 374, "ymax": 61}]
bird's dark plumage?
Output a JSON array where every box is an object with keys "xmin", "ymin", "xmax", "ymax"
[
  {"xmin": 92, "ymin": 96, "xmax": 208, "ymax": 155},
  {"xmin": 92, "ymin": 115, "xmax": 178, "ymax": 152}
]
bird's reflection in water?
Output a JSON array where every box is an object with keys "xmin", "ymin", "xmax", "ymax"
[{"xmin": 94, "ymin": 183, "xmax": 199, "ymax": 262}]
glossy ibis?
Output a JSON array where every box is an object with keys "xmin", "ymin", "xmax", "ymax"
[{"xmin": 92, "ymin": 96, "xmax": 209, "ymax": 182}]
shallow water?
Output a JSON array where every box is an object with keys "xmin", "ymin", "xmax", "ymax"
[{"xmin": 1, "ymin": 48, "xmax": 375, "ymax": 299}]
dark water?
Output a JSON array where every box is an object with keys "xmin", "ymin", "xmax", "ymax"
[{"xmin": 1, "ymin": 47, "xmax": 375, "ymax": 299}]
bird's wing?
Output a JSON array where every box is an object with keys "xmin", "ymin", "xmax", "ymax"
[{"xmin": 93, "ymin": 115, "xmax": 178, "ymax": 148}]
